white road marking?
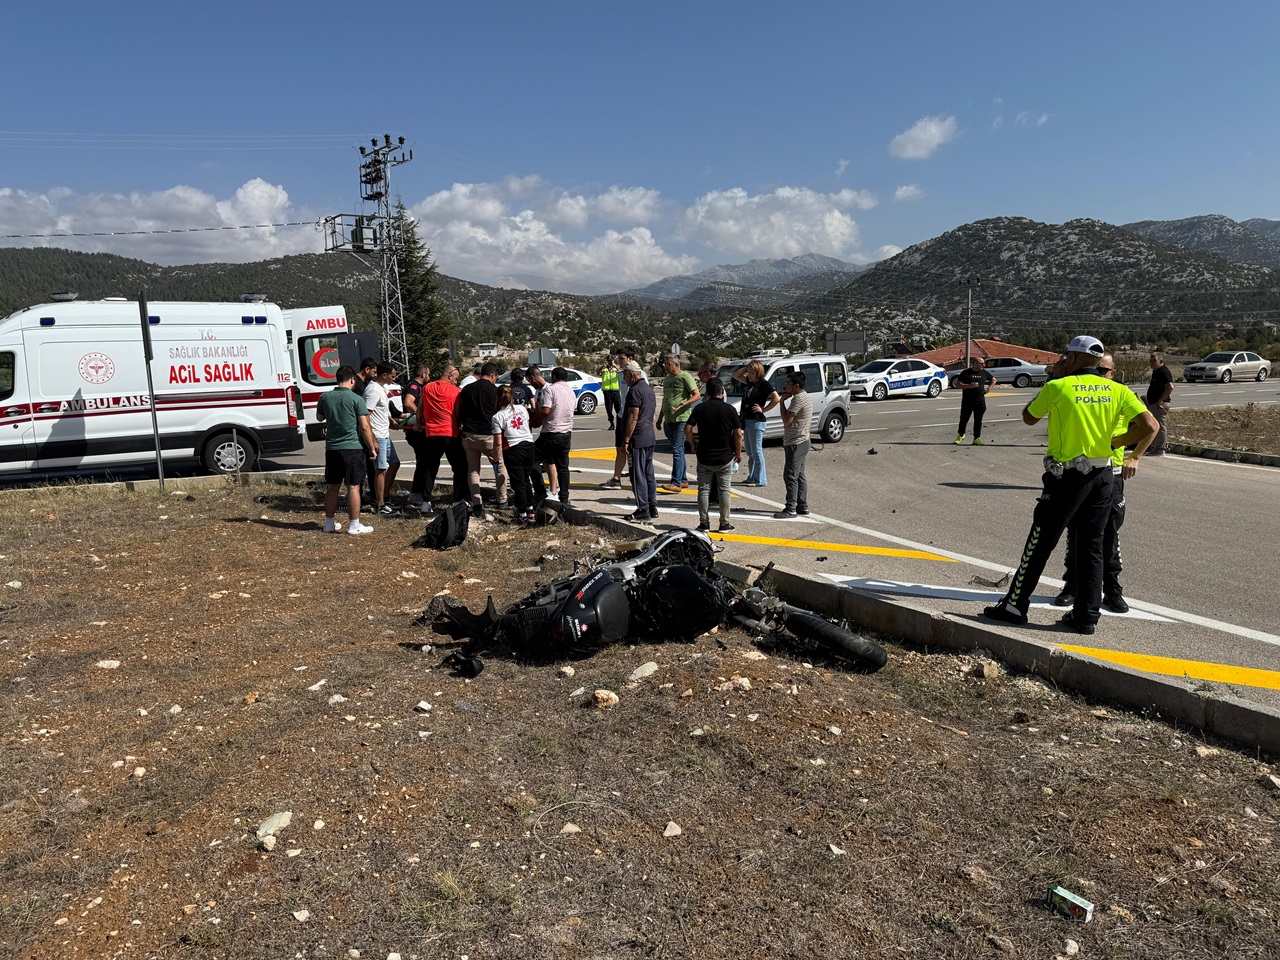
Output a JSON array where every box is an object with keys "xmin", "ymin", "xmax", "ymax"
[
  {"xmin": 390, "ymin": 443, "xmax": 1280, "ymax": 648},
  {"xmin": 823, "ymin": 575, "xmax": 1174, "ymax": 622}
]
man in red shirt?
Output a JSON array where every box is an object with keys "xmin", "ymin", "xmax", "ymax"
[{"xmin": 415, "ymin": 364, "xmax": 469, "ymax": 510}]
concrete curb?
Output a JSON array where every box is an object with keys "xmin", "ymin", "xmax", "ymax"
[
  {"xmin": 754, "ymin": 563, "xmax": 1280, "ymax": 756},
  {"xmin": 1166, "ymin": 442, "xmax": 1280, "ymax": 467}
]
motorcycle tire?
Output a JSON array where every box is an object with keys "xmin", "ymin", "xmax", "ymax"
[{"xmin": 783, "ymin": 611, "xmax": 888, "ymax": 670}]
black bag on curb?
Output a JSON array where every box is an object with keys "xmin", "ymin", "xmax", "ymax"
[{"xmin": 413, "ymin": 501, "xmax": 470, "ymax": 550}]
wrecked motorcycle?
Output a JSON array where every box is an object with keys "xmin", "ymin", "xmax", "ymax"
[
  {"xmin": 436, "ymin": 529, "xmax": 888, "ymax": 672},
  {"xmin": 728, "ymin": 582, "xmax": 887, "ymax": 671},
  {"xmin": 440, "ymin": 528, "xmax": 730, "ymax": 662}
]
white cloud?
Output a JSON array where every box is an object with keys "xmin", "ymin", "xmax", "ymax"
[
  {"xmin": 1013, "ymin": 111, "xmax": 1050, "ymax": 127},
  {"xmin": 1037, "ymin": 113, "xmax": 1049, "ymax": 126},
  {"xmin": 873, "ymin": 244, "xmax": 902, "ymax": 260},
  {"xmin": 1, "ymin": 172, "xmax": 892, "ymax": 293},
  {"xmin": 680, "ymin": 186, "xmax": 876, "ymax": 259},
  {"xmin": 411, "ymin": 182, "xmax": 695, "ymax": 294},
  {"xmin": 834, "ymin": 159, "xmax": 849, "ymax": 177},
  {"xmin": 888, "ymin": 115, "xmax": 958, "ymax": 159},
  {"xmin": 0, "ymin": 179, "xmax": 316, "ymax": 263},
  {"xmin": 894, "ymin": 184, "xmax": 924, "ymax": 202}
]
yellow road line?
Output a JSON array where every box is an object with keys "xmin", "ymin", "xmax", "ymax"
[
  {"xmin": 1058, "ymin": 644, "xmax": 1280, "ymax": 692},
  {"xmin": 709, "ymin": 532, "xmax": 953, "ymax": 562},
  {"xmin": 661, "ymin": 486, "xmax": 740, "ymax": 499},
  {"xmin": 569, "ymin": 448, "xmax": 618, "ymax": 461}
]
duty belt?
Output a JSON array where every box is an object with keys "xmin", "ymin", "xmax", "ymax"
[{"xmin": 1043, "ymin": 455, "xmax": 1112, "ymax": 478}]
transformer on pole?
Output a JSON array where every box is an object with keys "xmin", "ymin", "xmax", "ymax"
[{"xmin": 323, "ymin": 134, "xmax": 414, "ymax": 373}]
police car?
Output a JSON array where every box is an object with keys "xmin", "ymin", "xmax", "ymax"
[
  {"xmin": 849, "ymin": 358, "xmax": 949, "ymax": 400},
  {"xmin": 498, "ymin": 366, "xmax": 605, "ymax": 414}
]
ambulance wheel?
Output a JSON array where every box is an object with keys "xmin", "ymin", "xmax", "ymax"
[{"xmin": 203, "ymin": 432, "xmax": 257, "ymax": 475}]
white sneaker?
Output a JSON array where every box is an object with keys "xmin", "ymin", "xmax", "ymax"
[
  {"xmin": 322, "ymin": 518, "xmax": 339, "ymax": 533},
  {"xmin": 347, "ymin": 521, "xmax": 374, "ymax": 535}
]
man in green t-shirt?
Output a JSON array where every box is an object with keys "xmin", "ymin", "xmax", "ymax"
[
  {"xmin": 316, "ymin": 365, "xmax": 378, "ymax": 535},
  {"xmin": 656, "ymin": 355, "xmax": 700, "ymax": 493},
  {"xmin": 984, "ymin": 336, "xmax": 1156, "ymax": 634}
]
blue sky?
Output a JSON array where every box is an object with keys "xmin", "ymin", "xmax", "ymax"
[{"xmin": 3, "ymin": 1, "xmax": 1277, "ymax": 293}]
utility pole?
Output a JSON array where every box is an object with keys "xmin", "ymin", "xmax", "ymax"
[
  {"xmin": 324, "ymin": 134, "xmax": 414, "ymax": 374},
  {"xmin": 959, "ymin": 276, "xmax": 983, "ymax": 366}
]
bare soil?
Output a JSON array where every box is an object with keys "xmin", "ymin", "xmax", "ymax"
[
  {"xmin": 1169, "ymin": 404, "xmax": 1280, "ymax": 457},
  {"xmin": 2, "ymin": 480, "xmax": 1278, "ymax": 960}
]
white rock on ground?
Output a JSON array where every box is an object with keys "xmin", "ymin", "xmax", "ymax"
[
  {"xmin": 256, "ymin": 811, "xmax": 292, "ymax": 840},
  {"xmin": 559, "ymin": 823, "xmax": 581, "ymax": 835},
  {"xmin": 663, "ymin": 822, "xmax": 682, "ymax": 838},
  {"xmin": 628, "ymin": 662, "xmax": 659, "ymax": 682}
]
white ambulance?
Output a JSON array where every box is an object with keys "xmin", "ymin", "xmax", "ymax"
[
  {"xmin": 281, "ymin": 305, "xmax": 401, "ymax": 442},
  {"xmin": 0, "ymin": 296, "xmax": 303, "ymax": 477}
]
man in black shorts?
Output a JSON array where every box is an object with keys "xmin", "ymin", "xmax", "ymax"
[{"xmin": 317, "ymin": 365, "xmax": 378, "ymax": 535}]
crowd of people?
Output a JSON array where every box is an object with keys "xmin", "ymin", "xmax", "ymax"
[{"xmin": 317, "ymin": 356, "xmax": 581, "ymax": 534}]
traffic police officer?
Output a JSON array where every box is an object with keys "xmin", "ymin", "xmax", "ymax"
[
  {"xmin": 599, "ymin": 358, "xmax": 621, "ymax": 430},
  {"xmin": 984, "ymin": 336, "xmax": 1156, "ymax": 634},
  {"xmin": 1055, "ymin": 351, "xmax": 1132, "ymax": 613}
]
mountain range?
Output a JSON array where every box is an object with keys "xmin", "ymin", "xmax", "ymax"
[
  {"xmin": 3, "ymin": 212, "xmax": 1276, "ymax": 361},
  {"xmin": 622, "ymin": 253, "xmax": 867, "ymax": 302},
  {"xmin": 1121, "ymin": 214, "xmax": 1280, "ymax": 270}
]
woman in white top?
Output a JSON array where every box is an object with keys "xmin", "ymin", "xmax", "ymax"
[{"xmin": 491, "ymin": 385, "xmax": 536, "ymax": 523}]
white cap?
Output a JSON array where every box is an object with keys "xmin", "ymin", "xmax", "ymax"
[{"xmin": 1067, "ymin": 335, "xmax": 1104, "ymax": 357}]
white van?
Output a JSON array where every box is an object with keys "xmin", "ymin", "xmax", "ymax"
[
  {"xmin": 0, "ymin": 297, "xmax": 303, "ymax": 477},
  {"xmin": 716, "ymin": 352, "xmax": 852, "ymax": 442},
  {"xmin": 281, "ymin": 306, "xmax": 401, "ymax": 442}
]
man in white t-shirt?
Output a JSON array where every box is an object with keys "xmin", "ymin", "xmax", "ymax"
[
  {"xmin": 529, "ymin": 365, "xmax": 576, "ymax": 508},
  {"xmin": 363, "ymin": 361, "xmax": 401, "ymax": 515}
]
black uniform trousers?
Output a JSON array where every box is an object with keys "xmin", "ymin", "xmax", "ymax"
[
  {"xmin": 999, "ymin": 466, "xmax": 1113, "ymax": 624},
  {"xmin": 958, "ymin": 395, "xmax": 986, "ymax": 438},
  {"xmin": 418, "ymin": 435, "xmax": 470, "ymax": 503},
  {"xmin": 603, "ymin": 389, "xmax": 620, "ymax": 427},
  {"xmin": 1061, "ymin": 472, "xmax": 1126, "ymax": 598}
]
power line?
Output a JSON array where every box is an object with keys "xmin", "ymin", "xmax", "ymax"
[{"xmin": 1, "ymin": 221, "xmax": 320, "ymax": 240}]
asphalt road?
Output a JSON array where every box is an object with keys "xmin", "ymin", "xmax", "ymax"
[{"xmin": 269, "ymin": 377, "xmax": 1280, "ymax": 711}]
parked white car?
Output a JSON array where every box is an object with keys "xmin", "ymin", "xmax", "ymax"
[
  {"xmin": 717, "ymin": 352, "xmax": 852, "ymax": 442},
  {"xmin": 498, "ymin": 366, "xmax": 605, "ymax": 414},
  {"xmin": 850, "ymin": 359, "xmax": 949, "ymax": 400},
  {"xmin": 949, "ymin": 356, "xmax": 1050, "ymax": 389}
]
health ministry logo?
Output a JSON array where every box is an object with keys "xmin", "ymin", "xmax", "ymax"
[{"xmin": 78, "ymin": 353, "xmax": 116, "ymax": 385}]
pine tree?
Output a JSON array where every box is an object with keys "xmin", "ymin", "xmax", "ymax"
[{"xmin": 393, "ymin": 200, "xmax": 454, "ymax": 371}]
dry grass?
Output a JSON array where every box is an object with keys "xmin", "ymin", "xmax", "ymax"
[
  {"xmin": 1170, "ymin": 403, "xmax": 1280, "ymax": 456},
  {"xmin": 1, "ymin": 480, "xmax": 1278, "ymax": 959}
]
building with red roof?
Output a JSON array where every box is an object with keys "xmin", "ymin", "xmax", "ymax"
[{"xmin": 911, "ymin": 338, "xmax": 1060, "ymax": 369}]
